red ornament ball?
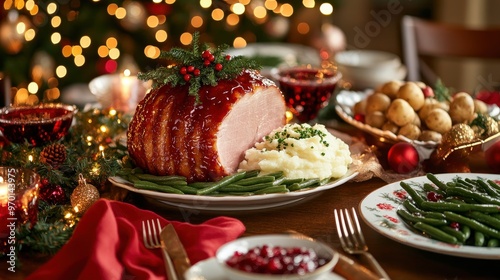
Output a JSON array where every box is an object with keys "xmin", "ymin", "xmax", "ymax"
[
  {"xmin": 387, "ymin": 142, "xmax": 420, "ymax": 174},
  {"xmin": 485, "ymin": 140, "xmax": 500, "ymax": 173},
  {"xmin": 39, "ymin": 184, "xmax": 67, "ymax": 205}
]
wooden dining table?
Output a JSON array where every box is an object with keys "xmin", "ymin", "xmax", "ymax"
[{"xmin": 1, "ymin": 159, "xmax": 499, "ymax": 280}]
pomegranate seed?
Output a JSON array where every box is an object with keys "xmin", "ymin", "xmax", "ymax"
[
  {"xmin": 450, "ymin": 222, "xmax": 460, "ymax": 230},
  {"xmin": 426, "ymin": 191, "xmax": 443, "ymax": 202},
  {"xmin": 225, "ymin": 245, "xmax": 330, "ymax": 275}
]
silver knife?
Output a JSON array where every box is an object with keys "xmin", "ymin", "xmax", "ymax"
[{"xmin": 161, "ymin": 224, "xmax": 192, "ymax": 280}]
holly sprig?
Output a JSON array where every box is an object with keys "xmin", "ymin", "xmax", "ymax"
[{"xmin": 138, "ymin": 32, "xmax": 261, "ymax": 104}]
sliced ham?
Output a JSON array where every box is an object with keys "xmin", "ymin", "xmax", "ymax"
[{"xmin": 127, "ymin": 70, "xmax": 286, "ymax": 182}]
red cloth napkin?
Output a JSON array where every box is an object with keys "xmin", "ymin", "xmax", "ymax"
[{"xmin": 27, "ymin": 199, "xmax": 246, "ymax": 280}]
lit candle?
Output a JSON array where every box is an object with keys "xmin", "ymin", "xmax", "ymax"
[{"xmin": 0, "ymin": 177, "xmax": 9, "ymax": 247}]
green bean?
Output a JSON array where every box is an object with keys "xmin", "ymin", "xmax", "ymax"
[
  {"xmin": 232, "ymin": 176, "xmax": 275, "ymax": 186},
  {"xmin": 189, "ymin": 181, "xmax": 215, "ymax": 189},
  {"xmin": 423, "ymin": 183, "xmax": 445, "ymax": 195},
  {"xmin": 281, "ymin": 178, "xmax": 305, "ymax": 186},
  {"xmin": 196, "ymin": 171, "xmax": 247, "ymax": 195},
  {"xmin": 474, "ymin": 231, "xmax": 485, "ymax": 246},
  {"xmin": 171, "ymin": 185, "xmax": 199, "ymax": 195},
  {"xmin": 133, "ymin": 180, "xmax": 184, "ymax": 194},
  {"xmin": 444, "ymin": 211, "xmax": 500, "ymax": 239},
  {"xmin": 218, "ymin": 182, "xmax": 274, "ymax": 192},
  {"xmin": 421, "ymin": 201, "xmax": 500, "ymax": 213},
  {"xmin": 242, "ymin": 170, "xmax": 260, "ymax": 178},
  {"xmin": 461, "ymin": 225, "xmax": 471, "ymax": 240},
  {"xmin": 445, "ymin": 187, "xmax": 500, "ymax": 206},
  {"xmin": 439, "ymin": 225, "xmax": 467, "ymax": 244},
  {"xmin": 488, "ymin": 180, "xmax": 500, "ymax": 192},
  {"xmin": 400, "ymin": 182, "xmax": 426, "ymax": 207},
  {"xmin": 426, "ymin": 173, "xmax": 448, "ymax": 192},
  {"xmin": 135, "ymin": 173, "xmax": 187, "ymax": 182},
  {"xmin": 402, "ymin": 200, "xmax": 446, "ymax": 219},
  {"xmin": 487, "ymin": 238, "xmax": 499, "ymax": 247},
  {"xmin": 476, "ymin": 180, "xmax": 500, "ymax": 198},
  {"xmin": 467, "ymin": 211, "xmax": 500, "ymax": 230},
  {"xmin": 287, "ymin": 178, "xmax": 320, "ymax": 191},
  {"xmin": 396, "ymin": 209, "xmax": 447, "ymax": 226},
  {"xmin": 413, "ymin": 222, "xmax": 458, "ymax": 244},
  {"xmin": 254, "ymin": 185, "xmax": 289, "ymax": 194}
]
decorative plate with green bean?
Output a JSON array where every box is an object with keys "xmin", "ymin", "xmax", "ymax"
[
  {"xmin": 109, "ymin": 169, "xmax": 358, "ymax": 213},
  {"xmin": 360, "ymin": 173, "xmax": 500, "ymax": 259}
]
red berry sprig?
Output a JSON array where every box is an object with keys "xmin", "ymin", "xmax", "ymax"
[{"xmin": 138, "ymin": 32, "xmax": 261, "ymax": 104}]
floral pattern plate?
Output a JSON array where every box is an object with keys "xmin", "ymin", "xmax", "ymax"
[{"xmin": 359, "ymin": 173, "xmax": 500, "ymax": 259}]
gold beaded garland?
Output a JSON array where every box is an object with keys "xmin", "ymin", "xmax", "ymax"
[{"xmin": 71, "ymin": 174, "xmax": 100, "ymax": 213}]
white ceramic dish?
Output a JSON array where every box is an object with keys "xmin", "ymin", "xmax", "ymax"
[
  {"xmin": 359, "ymin": 173, "xmax": 500, "ymax": 259},
  {"xmin": 184, "ymin": 257, "xmax": 345, "ymax": 280},
  {"xmin": 334, "ymin": 50, "xmax": 406, "ymax": 89},
  {"xmin": 109, "ymin": 170, "xmax": 358, "ymax": 213},
  {"xmin": 216, "ymin": 234, "xmax": 339, "ymax": 280}
]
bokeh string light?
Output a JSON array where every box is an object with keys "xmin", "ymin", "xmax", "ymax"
[{"xmin": 0, "ymin": 0, "xmax": 336, "ymax": 106}]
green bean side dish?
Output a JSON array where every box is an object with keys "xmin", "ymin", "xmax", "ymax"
[
  {"xmin": 398, "ymin": 173, "xmax": 500, "ymax": 247},
  {"xmin": 118, "ymin": 168, "xmax": 331, "ymax": 197}
]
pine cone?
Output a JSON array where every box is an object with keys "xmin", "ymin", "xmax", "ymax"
[{"xmin": 40, "ymin": 143, "xmax": 67, "ymax": 168}]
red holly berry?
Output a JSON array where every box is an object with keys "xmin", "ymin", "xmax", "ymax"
[
  {"xmin": 193, "ymin": 68, "xmax": 200, "ymax": 76},
  {"xmin": 179, "ymin": 66, "xmax": 187, "ymax": 75},
  {"xmin": 208, "ymin": 54, "xmax": 215, "ymax": 62},
  {"xmin": 203, "ymin": 59, "xmax": 211, "ymax": 66},
  {"xmin": 183, "ymin": 74, "xmax": 191, "ymax": 82},
  {"xmin": 202, "ymin": 50, "xmax": 211, "ymax": 59},
  {"xmin": 225, "ymin": 55, "xmax": 231, "ymax": 60},
  {"xmin": 215, "ymin": 63, "xmax": 223, "ymax": 71},
  {"xmin": 187, "ymin": 65, "xmax": 195, "ymax": 72}
]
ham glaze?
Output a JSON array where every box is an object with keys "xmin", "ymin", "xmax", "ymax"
[{"xmin": 127, "ymin": 70, "xmax": 286, "ymax": 182}]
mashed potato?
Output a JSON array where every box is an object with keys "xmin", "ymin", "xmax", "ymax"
[{"xmin": 238, "ymin": 123, "xmax": 352, "ymax": 179}]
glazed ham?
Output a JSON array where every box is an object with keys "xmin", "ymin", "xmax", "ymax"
[{"xmin": 127, "ymin": 70, "xmax": 286, "ymax": 182}]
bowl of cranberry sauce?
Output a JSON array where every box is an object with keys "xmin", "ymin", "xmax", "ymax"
[
  {"xmin": 216, "ymin": 234, "xmax": 339, "ymax": 280},
  {"xmin": 0, "ymin": 103, "xmax": 76, "ymax": 146}
]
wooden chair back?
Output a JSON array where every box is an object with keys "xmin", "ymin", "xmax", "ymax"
[{"xmin": 401, "ymin": 15, "xmax": 500, "ymax": 84}]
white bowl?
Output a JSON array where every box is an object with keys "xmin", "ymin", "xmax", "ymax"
[
  {"xmin": 216, "ymin": 234, "xmax": 339, "ymax": 280},
  {"xmin": 335, "ymin": 50, "xmax": 406, "ymax": 89}
]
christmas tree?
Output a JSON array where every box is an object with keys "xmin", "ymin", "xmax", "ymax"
[{"xmin": 0, "ymin": 0, "xmax": 338, "ymax": 105}]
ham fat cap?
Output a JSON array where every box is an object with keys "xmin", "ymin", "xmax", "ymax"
[{"xmin": 127, "ymin": 70, "xmax": 286, "ymax": 182}]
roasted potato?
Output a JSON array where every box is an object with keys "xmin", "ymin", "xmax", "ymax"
[
  {"xmin": 449, "ymin": 92, "xmax": 475, "ymax": 124},
  {"xmin": 397, "ymin": 82, "xmax": 425, "ymax": 111},
  {"xmin": 386, "ymin": 99, "xmax": 415, "ymax": 126},
  {"xmin": 425, "ymin": 108, "xmax": 452, "ymax": 134}
]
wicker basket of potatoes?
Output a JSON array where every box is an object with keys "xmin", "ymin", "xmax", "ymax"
[{"xmin": 344, "ymin": 80, "xmax": 493, "ymax": 146}]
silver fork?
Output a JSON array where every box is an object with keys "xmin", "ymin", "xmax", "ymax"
[
  {"xmin": 142, "ymin": 219, "xmax": 178, "ymax": 280},
  {"xmin": 334, "ymin": 208, "xmax": 391, "ymax": 280}
]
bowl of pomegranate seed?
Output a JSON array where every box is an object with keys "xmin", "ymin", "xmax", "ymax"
[{"xmin": 216, "ymin": 234, "xmax": 339, "ymax": 280}]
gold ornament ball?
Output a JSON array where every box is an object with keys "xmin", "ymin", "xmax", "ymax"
[
  {"xmin": 442, "ymin": 123, "xmax": 476, "ymax": 147},
  {"xmin": 71, "ymin": 183, "xmax": 100, "ymax": 213}
]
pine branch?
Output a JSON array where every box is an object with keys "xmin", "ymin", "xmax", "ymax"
[{"xmin": 138, "ymin": 31, "xmax": 262, "ymax": 104}]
